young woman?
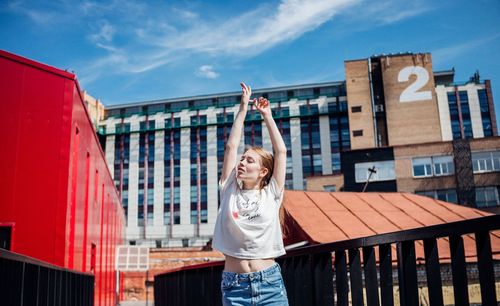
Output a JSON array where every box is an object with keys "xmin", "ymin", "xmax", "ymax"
[{"xmin": 213, "ymin": 82, "xmax": 289, "ymax": 305}]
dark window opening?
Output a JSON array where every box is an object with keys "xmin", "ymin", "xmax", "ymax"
[
  {"xmin": 0, "ymin": 226, "xmax": 12, "ymax": 250},
  {"xmin": 90, "ymin": 243, "xmax": 96, "ymax": 272},
  {"xmin": 351, "ymin": 106, "xmax": 362, "ymax": 113},
  {"xmin": 353, "ymin": 130, "xmax": 363, "ymax": 137}
]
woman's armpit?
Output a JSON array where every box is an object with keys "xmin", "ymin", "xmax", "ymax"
[
  {"xmin": 220, "ymin": 168, "xmax": 237, "ymax": 191},
  {"xmin": 268, "ymin": 177, "xmax": 284, "ymax": 201}
]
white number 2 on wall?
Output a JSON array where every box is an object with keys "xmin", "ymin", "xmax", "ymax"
[{"xmin": 398, "ymin": 66, "xmax": 432, "ymax": 103}]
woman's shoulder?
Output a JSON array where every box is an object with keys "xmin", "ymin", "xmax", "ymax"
[{"xmin": 219, "ymin": 168, "xmax": 237, "ymax": 191}]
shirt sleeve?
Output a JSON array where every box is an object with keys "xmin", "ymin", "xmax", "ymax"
[
  {"xmin": 219, "ymin": 168, "xmax": 236, "ymax": 193},
  {"xmin": 267, "ymin": 177, "xmax": 284, "ymax": 205}
]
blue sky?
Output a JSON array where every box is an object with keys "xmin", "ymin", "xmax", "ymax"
[{"xmin": 1, "ymin": 0, "xmax": 500, "ymax": 125}]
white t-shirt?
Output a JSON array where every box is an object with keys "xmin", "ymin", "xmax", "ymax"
[{"xmin": 213, "ymin": 168, "xmax": 286, "ymax": 259}]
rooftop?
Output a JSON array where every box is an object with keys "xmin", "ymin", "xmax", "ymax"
[{"xmin": 283, "ymin": 191, "xmax": 499, "ymax": 262}]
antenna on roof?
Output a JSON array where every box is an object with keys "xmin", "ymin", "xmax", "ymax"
[{"xmin": 362, "ymin": 166, "xmax": 377, "ymax": 192}]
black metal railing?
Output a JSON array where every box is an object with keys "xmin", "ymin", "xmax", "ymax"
[
  {"xmin": 0, "ymin": 249, "xmax": 94, "ymax": 306},
  {"xmin": 154, "ymin": 214, "xmax": 500, "ymax": 306}
]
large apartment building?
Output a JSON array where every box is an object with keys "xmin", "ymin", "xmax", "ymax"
[{"xmin": 98, "ymin": 52, "xmax": 498, "ymax": 246}]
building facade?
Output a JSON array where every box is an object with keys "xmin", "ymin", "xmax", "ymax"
[
  {"xmin": 309, "ymin": 137, "xmax": 500, "ymax": 214},
  {"xmin": 0, "ymin": 50, "xmax": 125, "ymax": 306},
  {"xmin": 100, "ymin": 82, "xmax": 350, "ymax": 246},
  {"xmin": 99, "ymin": 52, "xmax": 498, "ymax": 246},
  {"xmin": 309, "ymin": 53, "xmax": 499, "ymax": 213}
]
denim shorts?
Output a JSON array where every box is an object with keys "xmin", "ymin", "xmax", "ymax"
[{"xmin": 221, "ymin": 263, "xmax": 289, "ymax": 306}]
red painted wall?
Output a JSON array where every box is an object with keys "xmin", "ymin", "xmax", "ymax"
[{"xmin": 0, "ymin": 49, "xmax": 125, "ymax": 305}]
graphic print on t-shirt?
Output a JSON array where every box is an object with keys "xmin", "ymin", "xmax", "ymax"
[{"xmin": 234, "ymin": 190, "xmax": 262, "ymax": 221}]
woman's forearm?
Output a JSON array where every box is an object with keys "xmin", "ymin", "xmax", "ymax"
[
  {"xmin": 263, "ymin": 113, "xmax": 286, "ymax": 153},
  {"xmin": 226, "ymin": 104, "xmax": 248, "ymax": 148}
]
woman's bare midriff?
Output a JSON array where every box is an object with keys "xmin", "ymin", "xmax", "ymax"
[{"xmin": 224, "ymin": 255, "xmax": 276, "ymax": 273}]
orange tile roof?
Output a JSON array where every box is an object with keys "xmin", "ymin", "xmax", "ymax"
[{"xmin": 283, "ymin": 191, "xmax": 499, "ymax": 262}]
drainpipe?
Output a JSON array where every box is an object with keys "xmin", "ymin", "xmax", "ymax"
[{"xmin": 368, "ymin": 58, "xmax": 379, "ymax": 147}]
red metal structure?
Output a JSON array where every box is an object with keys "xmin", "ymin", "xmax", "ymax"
[{"xmin": 0, "ymin": 49, "xmax": 125, "ymax": 306}]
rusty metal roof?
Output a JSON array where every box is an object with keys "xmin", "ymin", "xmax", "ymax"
[{"xmin": 283, "ymin": 191, "xmax": 499, "ymax": 262}]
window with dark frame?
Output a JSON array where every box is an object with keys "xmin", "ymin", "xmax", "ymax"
[
  {"xmin": 351, "ymin": 106, "xmax": 362, "ymax": 113},
  {"xmin": 353, "ymin": 130, "xmax": 363, "ymax": 137}
]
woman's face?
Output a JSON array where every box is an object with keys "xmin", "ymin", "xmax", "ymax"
[{"xmin": 237, "ymin": 149, "xmax": 268, "ymax": 182}]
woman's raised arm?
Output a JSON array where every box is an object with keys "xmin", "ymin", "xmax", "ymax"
[
  {"xmin": 220, "ymin": 82, "xmax": 253, "ymax": 184},
  {"xmin": 255, "ymin": 97, "xmax": 287, "ymax": 190}
]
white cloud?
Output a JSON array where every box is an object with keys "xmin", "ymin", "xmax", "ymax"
[
  {"xmin": 77, "ymin": 52, "xmax": 127, "ymax": 85},
  {"xmin": 6, "ymin": 0, "xmax": 59, "ymax": 25},
  {"xmin": 360, "ymin": 0, "xmax": 434, "ymax": 25},
  {"xmin": 89, "ymin": 20, "xmax": 115, "ymax": 43},
  {"xmin": 83, "ymin": 0, "xmax": 359, "ymax": 77},
  {"xmin": 79, "ymin": 1, "xmax": 100, "ymax": 15},
  {"xmin": 75, "ymin": 0, "xmax": 435, "ymax": 84},
  {"xmin": 156, "ymin": 0, "xmax": 358, "ymax": 56},
  {"xmin": 195, "ymin": 65, "xmax": 219, "ymax": 79},
  {"xmin": 171, "ymin": 7, "xmax": 198, "ymax": 20},
  {"xmin": 432, "ymin": 33, "xmax": 500, "ymax": 63},
  {"xmin": 331, "ymin": 0, "xmax": 435, "ymax": 36}
]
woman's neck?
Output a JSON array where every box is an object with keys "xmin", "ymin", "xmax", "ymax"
[{"xmin": 242, "ymin": 180, "xmax": 261, "ymax": 190}]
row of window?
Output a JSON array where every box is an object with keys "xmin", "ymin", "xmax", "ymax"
[
  {"xmin": 416, "ymin": 186, "xmax": 500, "ymax": 208},
  {"xmin": 478, "ymin": 89, "xmax": 494, "ymax": 136},
  {"xmin": 164, "ymin": 122, "xmax": 181, "ymax": 226},
  {"xmin": 447, "ymin": 89, "xmax": 492, "ymax": 140},
  {"xmin": 329, "ymin": 101, "xmax": 350, "ymax": 173},
  {"xmin": 137, "ymin": 121, "xmax": 156, "ymax": 226},
  {"xmin": 412, "ymin": 156, "xmax": 454, "ymax": 177},
  {"xmin": 105, "ymin": 85, "xmax": 347, "ymax": 118},
  {"xmin": 354, "ymin": 150, "xmax": 500, "ymax": 183},
  {"xmin": 107, "ymin": 100, "xmax": 350, "ymax": 135},
  {"xmin": 301, "ymin": 104, "xmax": 322, "ymax": 183},
  {"xmin": 190, "ymin": 115, "xmax": 208, "ymax": 224},
  {"xmin": 412, "ymin": 150, "xmax": 500, "ymax": 178}
]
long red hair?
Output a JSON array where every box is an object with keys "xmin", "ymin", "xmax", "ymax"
[{"xmin": 247, "ymin": 147, "xmax": 287, "ymax": 231}]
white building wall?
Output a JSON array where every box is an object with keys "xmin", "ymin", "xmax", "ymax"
[
  {"xmin": 316, "ymin": 97, "xmax": 333, "ymax": 175},
  {"xmin": 319, "ymin": 115, "xmax": 332, "ymax": 175},
  {"xmin": 289, "ymin": 100, "xmax": 303, "ymax": 190},
  {"xmin": 150, "ymin": 114, "xmax": 166, "ymax": 238},
  {"xmin": 179, "ymin": 111, "xmax": 191, "ymax": 231},
  {"xmin": 126, "ymin": 118, "xmax": 140, "ymax": 239},
  {"xmin": 465, "ymin": 84, "xmax": 484, "ymax": 138},
  {"xmin": 435, "ymin": 86, "xmax": 453, "ymax": 141},
  {"xmin": 206, "ymin": 110, "xmax": 218, "ymax": 234}
]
